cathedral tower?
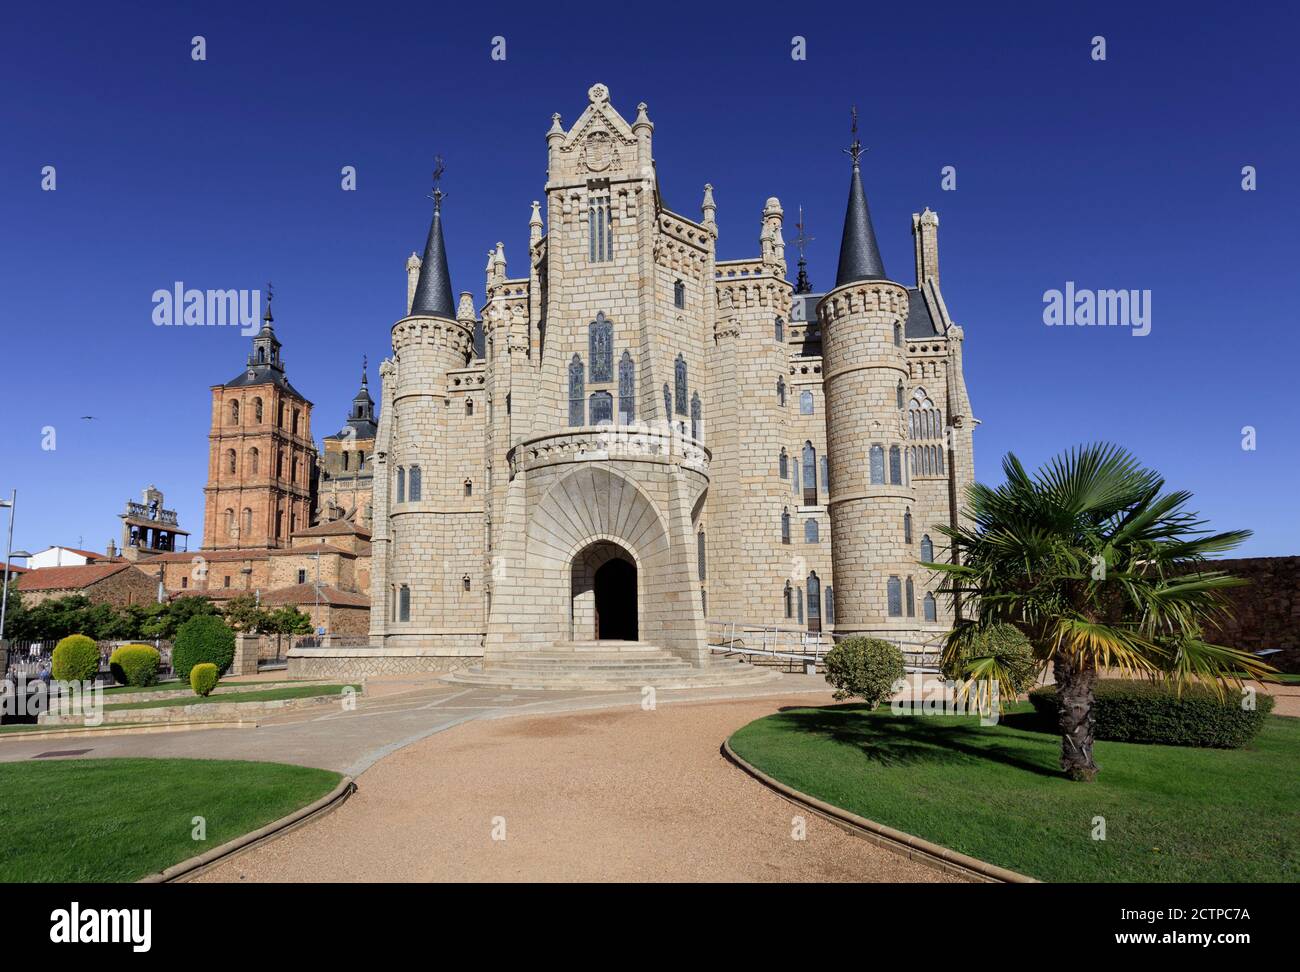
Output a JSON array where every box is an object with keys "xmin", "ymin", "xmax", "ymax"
[{"xmin": 203, "ymin": 294, "xmax": 316, "ymax": 550}]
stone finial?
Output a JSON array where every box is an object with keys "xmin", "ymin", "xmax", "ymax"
[
  {"xmin": 633, "ymin": 101, "xmax": 653, "ymax": 133},
  {"xmin": 405, "ymin": 251, "xmax": 421, "ymax": 271},
  {"xmin": 919, "ymin": 206, "xmax": 939, "ymax": 227},
  {"xmin": 547, "ymin": 113, "xmax": 565, "ymax": 139},
  {"xmin": 588, "ymin": 83, "xmax": 610, "ymax": 105},
  {"xmin": 529, "ymin": 200, "xmax": 543, "ymax": 245},
  {"xmin": 457, "ymin": 291, "xmax": 476, "ymax": 322}
]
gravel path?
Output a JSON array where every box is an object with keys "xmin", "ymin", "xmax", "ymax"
[{"xmin": 195, "ymin": 694, "xmax": 960, "ymax": 883}]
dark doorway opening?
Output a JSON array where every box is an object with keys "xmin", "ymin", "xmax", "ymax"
[{"xmin": 594, "ymin": 557, "xmax": 637, "ymax": 641}]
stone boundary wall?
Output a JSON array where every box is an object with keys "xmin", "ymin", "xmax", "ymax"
[{"xmin": 1194, "ymin": 557, "xmax": 1299, "ymax": 673}]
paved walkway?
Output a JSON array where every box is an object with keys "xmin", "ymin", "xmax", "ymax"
[{"xmin": 194, "ymin": 693, "xmax": 958, "ymax": 883}]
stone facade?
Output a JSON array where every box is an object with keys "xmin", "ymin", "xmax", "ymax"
[
  {"xmin": 363, "ymin": 84, "xmax": 977, "ymax": 671},
  {"xmin": 16, "ymin": 562, "xmax": 158, "ymax": 608},
  {"xmin": 1193, "ymin": 557, "xmax": 1300, "ymax": 673}
]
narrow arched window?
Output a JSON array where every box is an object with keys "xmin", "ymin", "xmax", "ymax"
[
  {"xmin": 825, "ymin": 585, "xmax": 834, "ymax": 624},
  {"xmin": 904, "ymin": 509, "xmax": 913, "ymax": 544},
  {"xmin": 409, "ymin": 464, "xmax": 422, "ymax": 501},
  {"xmin": 869, "ymin": 445, "xmax": 885, "ymax": 484},
  {"xmin": 291, "ymin": 456, "xmax": 299, "ymax": 483},
  {"xmin": 807, "ymin": 572, "xmax": 821, "ymax": 632},
  {"xmin": 800, "ymin": 390, "xmax": 814, "ymax": 415},
  {"xmin": 399, "ymin": 584, "xmax": 411, "ymax": 622},
  {"xmin": 887, "ymin": 576, "xmax": 902, "ymax": 617},
  {"xmin": 590, "ymin": 390, "xmax": 613, "ymax": 426},
  {"xmin": 466, "ymin": 398, "xmax": 474, "ymax": 416},
  {"xmin": 804, "ymin": 519, "xmax": 819, "ymax": 543},
  {"xmin": 690, "ymin": 392, "xmax": 701, "ymax": 440},
  {"xmin": 781, "ymin": 508, "xmax": 791, "ymax": 545},
  {"xmin": 276, "ymin": 451, "xmax": 283, "ymax": 478},
  {"xmin": 568, "ymin": 354, "xmax": 585, "ymax": 426},
  {"xmin": 784, "ymin": 582, "xmax": 793, "ymax": 619},
  {"xmin": 229, "ymin": 400, "xmax": 240, "ymax": 425},
  {"xmin": 796, "ymin": 587, "xmax": 804, "ymax": 624},
  {"xmin": 242, "ymin": 508, "xmax": 252, "ymax": 535},
  {"xmin": 396, "ymin": 466, "xmax": 406, "ymax": 503},
  {"xmin": 775, "ymin": 317, "xmax": 784, "ymax": 343},
  {"xmin": 821, "ymin": 456, "xmax": 830, "ymax": 495},
  {"xmin": 589, "ymin": 313, "xmax": 613, "ymax": 381},
  {"xmin": 893, "ymin": 322, "xmax": 902, "ymax": 346},
  {"xmin": 792, "ymin": 458, "xmax": 800, "ymax": 497},
  {"xmin": 920, "ymin": 534, "xmax": 934, "ymax": 564},
  {"xmin": 253, "ymin": 397, "xmax": 263, "ymax": 423},
  {"xmin": 802, "ymin": 441, "xmax": 817, "ymax": 504},
  {"xmin": 936, "ymin": 447, "xmax": 945, "ymax": 475},
  {"xmin": 292, "ymin": 408, "xmax": 300, "ymax": 435},
  {"xmin": 777, "ymin": 377, "xmax": 786, "ymax": 407},
  {"xmin": 778, "ymin": 448, "xmax": 788, "ymax": 479},
  {"xmin": 224, "ymin": 508, "xmax": 234, "ymax": 535},
  {"xmin": 906, "ymin": 577, "xmax": 916, "ymax": 617},
  {"xmin": 663, "ymin": 383, "xmax": 672, "ymax": 422},
  {"xmin": 924, "ymin": 593, "xmax": 937, "ymax": 622},
  {"xmin": 464, "ymin": 480, "xmax": 473, "ymax": 497},
  {"xmin": 589, "ymin": 195, "xmax": 612, "ymax": 262},
  {"xmin": 697, "ymin": 530, "xmax": 706, "ymax": 581},
  {"xmin": 226, "ymin": 449, "xmax": 237, "ymax": 474},
  {"xmin": 342, "ymin": 450, "xmax": 350, "ymax": 471},
  {"xmin": 674, "ymin": 279, "xmax": 685, "ymax": 309},
  {"xmin": 889, "ymin": 445, "xmax": 902, "ymax": 485},
  {"xmin": 618, "ymin": 351, "xmax": 635, "ymax": 423},
  {"xmin": 897, "ymin": 381, "xmax": 905, "ymax": 409},
  {"xmin": 674, "ymin": 354, "xmax": 687, "ymax": 415},
  {"xmin": 505, "ymin": 392, "xmax": 512, "ymax": 415}
]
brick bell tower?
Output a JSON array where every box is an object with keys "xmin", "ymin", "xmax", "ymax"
[{"xmin": 202, "ymin": 287, "xmax": 316, "ymax": 550}]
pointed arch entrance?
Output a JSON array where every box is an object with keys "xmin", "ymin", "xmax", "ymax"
[{"xmin": 570, "ymin": 540, "xmax": 639, "ymax": 641}]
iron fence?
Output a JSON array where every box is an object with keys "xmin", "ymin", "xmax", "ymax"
[{"xmin": 706, "ymin": 620, "xmax": 944, "ymax": 673}]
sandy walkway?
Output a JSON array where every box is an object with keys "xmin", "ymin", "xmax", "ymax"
[{"xmin": 195, "ymin": 694, "xmax": 959, "ymax": 883}]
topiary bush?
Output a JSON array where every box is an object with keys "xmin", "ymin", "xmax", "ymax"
[
  {"xmin": 190, "ymin": 662, "xmax": 219, "ymax": 697},
  {"xmin": 941, "ymin": 623, "xmax": 1039, "ymax": 696},
  {"xmin": 108, "ymin": 644, "xmax": 161, "ymax": 687},
  {"xmin": 823, "ymin": 637, "xmax": 906, "ymax": 709},
  {"xmin": 1028, "ymin": 679, "xmax": 1275, "ymax": 748},
  {"xmin": 51, "ymin": 634, "xmax": 100, "ymax": 682},
  {"xmin": 172, "ymin": 615, "xmax": 236, "ymax": 681}
]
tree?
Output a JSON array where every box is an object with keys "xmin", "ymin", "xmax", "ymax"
[
  {"xmin": 223, "ymin": 594, "xmax": 269, "ymax": 634},
  {"xmin": 260, "ymin": 605, "xmax": 313, "ymax": 658},
  {"xmin": 141, "ymin": 595, "xmax": 218, "ymax": 640},
  {"xmin": 928, "ymin": 443, "xmax": 1273, "ymax": 782}
]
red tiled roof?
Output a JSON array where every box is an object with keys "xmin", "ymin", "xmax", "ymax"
[
  {"xmin": 269, "ymin": 544, "xmax": 357, "ymax": 558},
  {"xmin": 292, "ymin": 520, "xmax": 372, "ymax": 539},
  {"xmin": 17, "ymin": 563, "xmax": 139, "ymax": 591},
  {"xmin": 260, "ymin": 583, "xmax": 370, "ymax": 608}
]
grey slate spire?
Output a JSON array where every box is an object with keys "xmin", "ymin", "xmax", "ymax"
[
  {"xmin": 410, "ymin": 160, "xmax": 455, "ymax": 318},
  {"xmin": 834, "ymin": 108, "xmax": 887, "ymax": 287}
]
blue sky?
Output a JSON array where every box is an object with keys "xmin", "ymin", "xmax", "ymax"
[{"xmin": 1, "ymin": 0, "xmax": 1297, "ymax": 559}]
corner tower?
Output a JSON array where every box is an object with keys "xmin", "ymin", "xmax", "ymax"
[
  {"xmin": 370, "ymin": 173, "xmax": 481, "ymax": 651},
  {"xmin": 819, "ymin": 120, "xmax": 918, "ymax": 640}
]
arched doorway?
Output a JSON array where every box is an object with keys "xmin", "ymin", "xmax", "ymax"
[
  {"xmin": 570, "ymin": 541, "xmax": 639, "ymax": 642},
  {"xmin": 594, "ymin": 557, "xmax": 637, "ymax": 641}
]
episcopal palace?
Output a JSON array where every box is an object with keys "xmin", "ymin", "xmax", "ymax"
[{"xmin": 194, "ymin": 84, "xmax": 977, "ymax": 680}]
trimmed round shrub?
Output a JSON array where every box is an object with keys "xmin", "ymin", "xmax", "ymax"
[
  {"xmin": 1028, "ymin": 679, "xmax": 1275, "ymax": 748},
  {"xmin": 108, "ymin": 644, "xmax": 161, "ymax": 687},
  {"xmin": 190, "ymin": 662, "xmax": 219, "ymax": 697},
  {"xmin": 51, "ymin": 634, "xmax": 100, "ymax": 682},
  {"xmin": 823, "ymin": 637, "xmax": 906, "ymax": 709},
  {"xmin": 941, "ymin": 623, "xmax": 1039, "ymax": 696},
  {"xmin": 172, "ymin": 615, "xmax": 236, "ymax": 681}
]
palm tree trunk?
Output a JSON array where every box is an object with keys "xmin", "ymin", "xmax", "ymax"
[{"xmin": 1054, "ymin": 655, "xmax": 1098, "ymax": 781}]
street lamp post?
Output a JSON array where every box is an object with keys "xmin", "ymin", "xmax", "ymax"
[{"xmin": 1, "ymin": 491, "xmax": 33, "ymax": 647}]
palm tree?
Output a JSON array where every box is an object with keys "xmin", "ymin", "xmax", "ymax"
[{"xmin": 927, "ymin": 443, "xmax": 1272, "ymax": 781}]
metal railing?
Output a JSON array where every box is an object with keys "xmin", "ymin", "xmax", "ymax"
[
  {"xmin": 706, "ymin": 620, "xmax": 944, "ymax": 673},
  {"xmin": 3, "ymin": 639, "xmax": 173, "ymax": 680}
]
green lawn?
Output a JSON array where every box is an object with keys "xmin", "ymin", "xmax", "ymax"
[
  {"xmin": 102, "ymin": 679, "xmax": 300, "ymax": 695},
  {"xmin": 729, "ymin": 703, "xmax": 1298, "ymax": 883},
  {"xmin": 0, "ymin": 758, "xmax": 341, "ymax": 881},
  {"xmin": 105, "ymin": 684, "xmax": 358, "ymax": 711}
]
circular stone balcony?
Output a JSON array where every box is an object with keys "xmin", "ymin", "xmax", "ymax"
[{"xmin": 507, "ymin": 424, "xmax": 710, "ymax": 479}]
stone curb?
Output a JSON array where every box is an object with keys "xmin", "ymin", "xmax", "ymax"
[
  {"xmin": 0, "ymin": 721, "xmax": 259, "ymax": 743},
  {"xmin": 137, "ymin": 775, "xmax": 357, "ymax": 884},
  {"xmin": 721, "ymin": 738, "xmax": 1038, "ymax": 884}
]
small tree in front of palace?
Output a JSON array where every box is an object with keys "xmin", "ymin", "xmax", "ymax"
[
  {"xmin": 261, "ymin": 605, "xmax": 314, "ymax": 656},
  {"xmin": 822, "ymin": 637, "xmax": 906, "ymax": 709},
  {"xmin": 223, "ymin": 594, "xmax": 270, "ymax": 634}
]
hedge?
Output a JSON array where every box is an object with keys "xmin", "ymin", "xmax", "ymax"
[
  {"xmin": 1028, "ymin": 679, "xmax": 1275, "ymax": 748},
  {"xmin": 172, "ymin": 615, "xmax": 235, "ymax": 681},
  {"xmin": 108, "ymin": 644, "xmax": 161, "ymax": 687},
  {"xmin": 51, "ymin": 634, "xmax": 100, "ymax": 682},
  {"xmin": 190, "ymin": 662, "xmax": 219, "ymax": 697}
]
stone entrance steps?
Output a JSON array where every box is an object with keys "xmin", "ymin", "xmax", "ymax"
[{"xmin": 443, "ymin": 643, "xmax": 783, "ymax": 691}]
